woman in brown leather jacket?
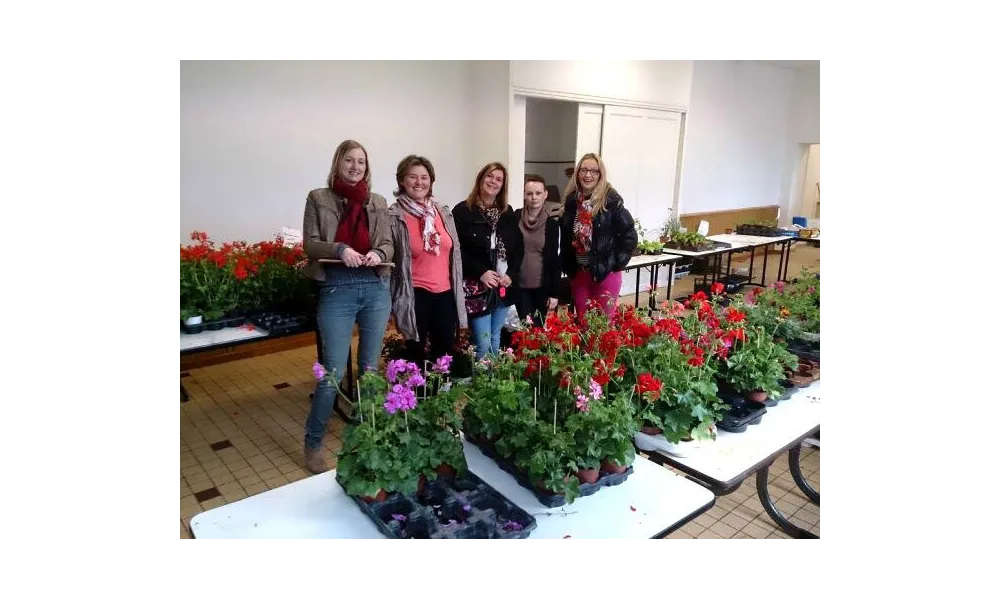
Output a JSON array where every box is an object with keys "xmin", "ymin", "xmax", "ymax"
[{"xmin": 300, "ymin": 140, "xmax": 393, "ymax": 474}]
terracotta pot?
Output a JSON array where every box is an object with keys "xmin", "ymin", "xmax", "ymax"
[
  {"xmin": 600, "ymin": 458, "xmax": 629, "ymax": 475},
  {"xmin": 641, "ymin": 425, "xmax": 663, "ymax": 436},
  {"xmin": 576, "ymin": 467, "xmax": 600, "ymax": 484},
  {"xmin": 725, "ymin": 228, "xmax": 734, "ymax": 234},
  {"xmin": 791, "ymin": 374, "xmax": 811, "ymax": 388},
  {"xmin": 434, "ymin": 463, "xmax": 457, "ymax": 480},
  {"xmin": 796, "ymin": 365, "xmax": 814, "ymax": 378},
  {"xmin": 361, "ymin": 489, "xmax": 389, "ymax": 504},
  {"xmin": 745, "ymin": 390, "xmax": 768, "ymax": 403}
]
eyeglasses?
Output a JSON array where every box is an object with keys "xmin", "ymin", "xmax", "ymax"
[{"xmin": 579, "ymin": 168, "xmax": 601, "ymax": 176}]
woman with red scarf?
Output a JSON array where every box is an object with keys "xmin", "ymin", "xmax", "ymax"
[{"xmin": 300, "ymin": 140, "xmax": 393, "ymax": 474}]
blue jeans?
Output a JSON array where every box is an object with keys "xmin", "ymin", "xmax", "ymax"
[
  {"xmin": 305, "ymin": 266, "xmax": 391, "ymax": 449},
  {"xmin": 469, "ymin": 305, "xmax": 509, "ymax": 360}
]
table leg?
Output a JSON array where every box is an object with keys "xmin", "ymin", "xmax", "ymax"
[
  {"xmin": 761, "ymin": 244, "xmax": 770, "ymax": 286},
  {"xmin": 725, "ymin": 251, "xmax": 734, "ymax": 284},
  {"xmin": 666, "ymin": 263, "xmax": 674, "ymax": 302},
  {"xmin": 788, "ymin": 444, "xmax": 820, "ymax": 505},
  {"xmin": 781, "ymin": 240, "xmax": 793, "ymax": 281},
  {"xmin": 749, "ymin": 246, "xmax": 757, "ymax": 286},
  {"xmin": 648, "ymin": 265, "xmax": 658, "ymax": 310},
  {"xmin": 755, "ymin": 461, "xmax": 818, "ymax": 539},
  {"xmin": 635, "ymin": 267, "xmax": 641, "ymax": 307}
]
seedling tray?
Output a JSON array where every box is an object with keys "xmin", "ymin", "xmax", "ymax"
[
  {"xmin": 339, "ymin": 469, "xmax": 536, "ymax": 539},
  {"xmin": 468, "ymin": 437, "xmax": 633, "ymax": 508}
]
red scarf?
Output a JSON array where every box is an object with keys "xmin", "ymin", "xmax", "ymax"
[{"xmin": 332, "ymin": 178, "xmax": 372, "ymax": 255}]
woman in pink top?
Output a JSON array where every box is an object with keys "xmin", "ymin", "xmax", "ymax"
[{"xmin": 387, "ymin": 155, "xmax": 467, "ymax": 366}]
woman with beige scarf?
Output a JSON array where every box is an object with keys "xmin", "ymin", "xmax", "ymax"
[{"xmin": 513, "ymin": 175, "xmax": 562, "ymax": 327}]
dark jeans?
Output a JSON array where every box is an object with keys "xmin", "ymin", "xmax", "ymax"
[
  {"xmin": 516, "ymin": 286, "xmax": 551, "ymax": 328},
  {"xmin": 305, "ymin": 267, "xmax": 391, "ymax": 449},
  {"xmin": 407, "ymin": 288, "xmax": 458, "ymax": 367}
]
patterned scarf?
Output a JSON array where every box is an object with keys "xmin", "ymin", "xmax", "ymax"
[
  {"xmin": 397, "ymin": 194, "xmax": 442, "ymax": 255},
  {"xmin": 572, "ymin": 195, "xmax": 594, "ymax": 255},
  {"xmin": 482, "ymin": 206, "xmax": 507, "ymax": 262}
]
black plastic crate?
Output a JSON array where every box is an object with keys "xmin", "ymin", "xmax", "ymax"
[
  {"xmin": 339, "ymin": 469, "xmax": 537, "ymax": 539},
  {"xmin": 786, "ymin": 339, "xmax": 820, "ymax": 363},
  {"xmin": 468, "ymin": 437, "xmax": 633, "ymax": 508},
  {"xmin": 716, "ymin": 389, "xmax": 768, "ymax": 433},
  {"xmin": 250, "ymin": 311, "xmax": 309, "ymax": 335},
  {"xmin": 777, "ymin": 380, "xmax": 796, "ymax": 401}
]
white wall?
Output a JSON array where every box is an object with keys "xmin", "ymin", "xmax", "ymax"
[
  {"xmin": 781, "ymin": 65, "xmax": 821, "ymax": 224},
  {"xmin": 524, "ymin": 97, "xmax": 577, "ymax": 193},
  {"xmin": 789, "ymin": 66, "xmax": 820, "ymax": 144},
  {"xmin": 180, "ymin": 60, "xmax": 474, "ymax": 245},
  {"xmin": 463, "ymin": 61, "xmax": 511, "ymax": 206},
  {"xmin": 511, "ymin": 61, "xmax": 693, "ymax": 110},
  {"xmin": 677, "ymin": 61, "xmax": 795, "ymax": 215}
]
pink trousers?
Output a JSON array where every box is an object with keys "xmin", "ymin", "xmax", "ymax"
[{"xmin": 570, "ymin": 269, "xmax": 622, "ymax": 319}]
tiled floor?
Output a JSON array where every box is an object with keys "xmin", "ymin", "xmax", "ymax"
[{"xmin": 180, "ymin": 243, "xmax": 820, "ymax": 539}]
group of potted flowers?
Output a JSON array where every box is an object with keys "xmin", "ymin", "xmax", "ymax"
[
  {"xmin": 332, "ymin": 274, "xmax": 819, "ymax": 505},
  {"xmin": 180, "ymin": 231, "xmax": 312, "ymax": 331}
]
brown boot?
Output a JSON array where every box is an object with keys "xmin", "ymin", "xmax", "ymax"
[{"xmin": 304, "ymin": 445, "xmax": 330, "ymax": 474}]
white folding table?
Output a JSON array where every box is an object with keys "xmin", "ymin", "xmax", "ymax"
[
  {"xmin": 635, "ymin": 382, "xmax": 821, "ymax": 538},
  {"xmin": 190, "ymin": 439, "xmax": 715, "ymax": 539}
]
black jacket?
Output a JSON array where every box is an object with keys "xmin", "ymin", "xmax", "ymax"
[
  {"xmin": 512, "ymin": 209, "xmax": 561, "ymax": 299},
  {"xmin": 560, "ymin": 188, "xmax": 638, "ymax": 283},
  {"xmin": 452, "ymin": 202, "xmax": 524, "ymax": 308}
]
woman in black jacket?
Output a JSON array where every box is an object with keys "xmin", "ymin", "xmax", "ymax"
[
  {"xmin": 560, "ymin": 153, "xmax": 638, "ymax": 320},
  {"xmin": 514, "ymin": 174, "xmax": 561, "ymax": 327},
  {"xmin": 452, "ymin": 162, "xmax": 524, "ymax": 360}
]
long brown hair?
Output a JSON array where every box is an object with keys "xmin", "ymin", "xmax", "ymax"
[
  {"xmin": 563, "ymin": 153, "xmax": 614, "ymax": 214},
  {"xmin": 327, "ymin": 140, "xmax": 371, "ymax": 189},
  {"xmin": 464, "ymin": 162, "xmax": 509, "ymax": 212}
]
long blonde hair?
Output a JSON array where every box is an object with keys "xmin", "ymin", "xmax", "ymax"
[
  {"xmin": 563, "ymin": 153, "xmax": 613, "ymax": 214},
  {"xmin": 465, "ymin": 162, "xmax": 509, "ymax": 212},
  {"xmin": 327, "ymin": 140, "xmax": 372, "ymax": 189}
]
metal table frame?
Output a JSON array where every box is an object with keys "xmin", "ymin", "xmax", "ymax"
[{"xmin": 642, "ymin": 428, "xmax": 820, "ymax": 539}]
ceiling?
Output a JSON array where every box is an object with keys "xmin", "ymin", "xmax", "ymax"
[{"xmin": 752, "ymin": 60, "xmax": 820, "ymax": 72}]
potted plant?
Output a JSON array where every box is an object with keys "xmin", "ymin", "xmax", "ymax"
[
  {"xmin": 719, "ymin": 325, "xmax": 798, "ymax": 402},
  {"xmin": 660, "ymin": 215, "xmax": 682, "ymax": 244},
  {"xmin": 332, "ymin": 357, "xmax": 464, "ymax": 501},
  {"xmin": 180, "ymin": 307, "xmax": 204, "ymax": 332},
  {"xmin": 613, "ymin": 300, "xmax": 728, "ymax": 452},
  {"xmin": 398, "ymin": 355, "xmax": 469, "ymax": 483},
  {"xmin": 748, "ymin": 269, "xmax": 820, "ymax": 344},
  {"xmin": 666, "ymin": 230, "xmax": 712, "ymax": 252}
]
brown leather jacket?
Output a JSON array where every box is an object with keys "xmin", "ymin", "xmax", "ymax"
[{"xmin": 301, "ymin": 188, "xmax": 394, "ymax": 281}]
